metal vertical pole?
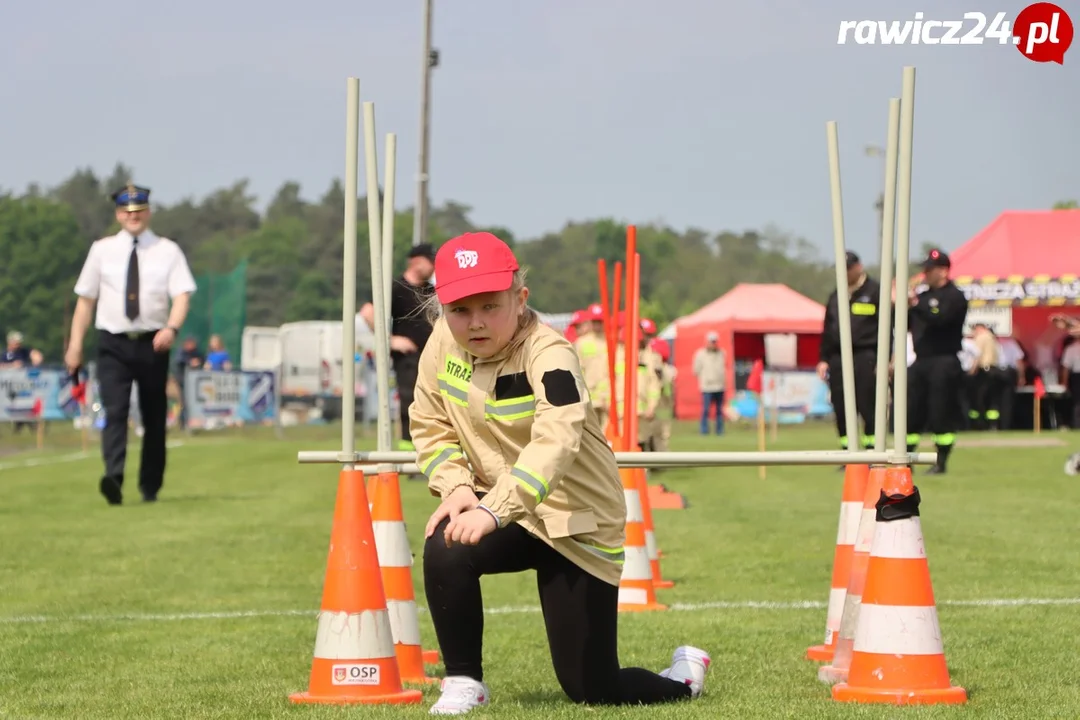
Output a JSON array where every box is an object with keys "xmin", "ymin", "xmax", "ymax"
[
  {"xmin": 363, "ymin": 102, "xmax": 394, "ymax": 457},
  {"xmin": 826, "ymin": 121, "xmax": 860, "ymax": 454},
  {"xmin": 873, "ymin": 99, "xmax": 901, "ymax": 453},
  {"xmin": 893, "ymin": 66, "xmax": 917, "ymax": 457},
  {"xmin": 341, "ymin": 78, "xmax": 361, "ymax": 462},
  {"xmin": 380, "ymin": 133, "xmax": 398, "ymax": 452},
  {"xmin": 412, "ymin": 0, "xmax": 434, "ymax": 247}
]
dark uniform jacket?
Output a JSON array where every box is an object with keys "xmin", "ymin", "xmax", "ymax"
[
  {"xmin": 820, "ymin": 274, "xmax": 886, "ymax": 362},
  {"xmin": 909, "ymin": 281, "xmax": 968, "ymax": 358}
]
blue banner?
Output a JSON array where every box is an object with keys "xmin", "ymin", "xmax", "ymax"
[
  {"xmin": 183, "ymin": 370, "xmax": 277, "ymax": 427},
  {"xmin": 0, "ymin": 368, "xmax": 87, "ymax": 422}
]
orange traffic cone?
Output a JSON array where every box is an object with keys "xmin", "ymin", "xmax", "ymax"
[
  {"xmin": 618, "ymin": 467, "xmax": 667, "ymax": 612},
  {"xmin": 832, "ymin": 466, "xmax": 967, "ymax": 705},
  {"xmin": 369, "ymin": 471, "xmax": 440, "ymax": 685},
  {"xmin": 806, "ymin": 463, "xmax": 869, "ymax": 661},
  {"xmin": 818, "ymin": 465, "xmax": 885, "ymax": 683},
  {"xmin": 648, "ymin": 483, "xmax": 688, "ymax": 510},
  {"xmin": 368, "ymin": 472, "xmax": 441, "ymax": 667},
  {"xmin": 635, "ymin": 467, "xmax": 673, "ymax": 589},
  {"xmin": 289, "ymin": 469, "xmax": 424, "ymax": 706}
]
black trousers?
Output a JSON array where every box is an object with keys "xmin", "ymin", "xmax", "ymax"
[
  {"xmin": 827, "ymin": 350, "xmax": 877, "ymax": 448},
  {"xmin": 97, "ymin": 331, "xmax": 171, "ymax": 495},
  {"xmin": 392, "ymin": 353, "xmax": 420, "ymax": 442},
  {"xmin": 998, "ymin": 367, "xmax": 1019, "ymax": 430},
  {"xmin": 424, "ymin": 515, "xmax": 692, "ymax": 706},
  {"xmin": 968, "ymin": 368, "xmax": 1003, "ymax": 429},
  {"xmin": 1069, "ymin": 372, "xmax": 1080, "ymax": 428},
  {"xmin": 908, "ymin": 355, "xmax": 963, "ymax": 440}
]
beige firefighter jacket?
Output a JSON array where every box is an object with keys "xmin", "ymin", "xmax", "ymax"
[
  {"xmin": 574, "ymin": 332, "xmax": 612, "ymax": 409},
  {"xmin": 641, "ymin": 345, "xmax": 675, "ymax": 405},
  {"xmin": 612, "ymin": 344, "xmax": 663, "ymax": 418},
  {"xmin": 410, "ymin": 313, "xmax": 627, "ymax": 586}
]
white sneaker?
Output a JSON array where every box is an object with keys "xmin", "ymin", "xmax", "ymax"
[
  {"xmin": 429, "ymin": 676, "xmax": 491, "ymax": 715},
  {"xmin": 658, "ymin": 645, "xmax": 711, "ymax": 698}
]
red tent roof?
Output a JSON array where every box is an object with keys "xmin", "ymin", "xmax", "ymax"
[
  {"xmin": 949, "ymin": 209, "xmax": 1080, "ymax": 278},
  {"xmin": 676, "ymin": 283, "xmax": 825, "ymax": 333}
]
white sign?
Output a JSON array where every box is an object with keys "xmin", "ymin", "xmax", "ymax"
[
  {"xmin": 764, "ymin": 333, "xmax": 798, "ymax": 370},
  {"xmin": 964, "ymin": 306, "xmax": 1012, "ymax": 337}
]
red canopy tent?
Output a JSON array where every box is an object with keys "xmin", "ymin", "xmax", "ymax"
[
  {"xmin": 672, "ymin": 283, "xmax": 824, "ymax": 419},
  {"xmin": 944, "ymin": 209, "xmax": 1080, "ymax": 371}
]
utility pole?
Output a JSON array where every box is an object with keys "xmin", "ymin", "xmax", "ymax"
[{"xmin": 413, "ymin": 0, "xmax": 437, "ymax": 247}]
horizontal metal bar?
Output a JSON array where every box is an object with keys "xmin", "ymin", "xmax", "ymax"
[
  {"xmin": 348, "ymin": 463, "xmax": 422, "ymax": 475},
  {"xmin": 297, "ymin": 449, "xmax": 938, "ymax": 468}
]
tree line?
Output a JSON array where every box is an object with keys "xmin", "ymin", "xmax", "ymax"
[{"xmin": 1, "ymin": 162, "xmax": 1075, "ymax": 362}]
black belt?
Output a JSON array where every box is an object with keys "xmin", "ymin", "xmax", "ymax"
[{"xmin": 104, "ymin": 329, "xmax": 160, "ymax": 341}]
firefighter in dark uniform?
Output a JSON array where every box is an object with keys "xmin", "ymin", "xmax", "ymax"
[
  {"xmin": 906, "ymin": 248, "xmax": 968, "ymax": 474},
  {"xmin": 817, "ymin": 251, "xmax": 884, "ymax": 451}
]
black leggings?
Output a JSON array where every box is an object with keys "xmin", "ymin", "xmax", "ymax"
[{"xmin": 423, "ymin": 515, "xmax": 692, "ymax": 706}]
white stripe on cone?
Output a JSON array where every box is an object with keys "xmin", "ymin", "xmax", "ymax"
[
  {"xmin": 838, "ymin": 501, "xmax": 862, "ymax": 544},
  {"xmin": 624, "ymin": 490, "xmax": 643, "ymax": 523},
  {"xmin": 853, "ymin": 508, "xmax": 876, "ymax": 554},
  {"xmin": 618, "ymin": 587, "xmax": 649, "ymax": 605},
  {"xmin": 852, "ymin": 603, "xmax": 945, "ymax": 655},
  {"xmin": 621, "ymin": 546, "xmax": 652, "ymax": 581},
  {"xmin": 372, "ymin": 521, "xmax": 414, "ymax": 568},
  {"xmin": 312, "ymin": 609, "xmax": 396, "ymax": 660},
  {"xmin": 386, "ymin": 600, "xmax": 422, "ymax": 647},
  {"xmin": 824, "ymin": 586, "xmax": 846, "ymax": 643},
  {"xmin": 645, "ymin": 530, "xmax": 658, "ymax": 560},
  {"xmin": 870, "ymin": 517, "xmax": 927, "ymax": 560}
]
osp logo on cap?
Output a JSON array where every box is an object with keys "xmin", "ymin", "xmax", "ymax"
[
  {"xmin": 330, "ymin": 663, "xmax": 380, "ymax": 685},
  {"xmin": 454, "ymin": 248, "xmax": 479, "ymax": 269},
  {"xmin": 434, "ymin": 232, "xmax": 520, "ymax": 304}
]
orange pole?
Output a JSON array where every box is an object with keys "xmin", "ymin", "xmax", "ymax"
[
  {"xmin": 628, "ymin": 252, "xmax": 641, "ymax": 450},
  {"xmin": 623, "ymin": 227, "xmax": 639, "ymax": 450},
  {"xmin": 597, "ymin": 259, "xmax": 610, "ymax": 333},
  {"xmin": 608, "ymin": 261, "xmax": 622, "ymax": 440}
]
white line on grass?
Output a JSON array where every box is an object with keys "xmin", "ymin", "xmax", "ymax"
[
  {"xmin": 0, "ymin": 441, "xmax": 185, "ymax": 471},
  {"xmin": 2, "ymin": 597, "xmax": 1078, "ymax": 625}
]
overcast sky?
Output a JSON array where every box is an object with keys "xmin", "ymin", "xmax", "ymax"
[{"xmin": 2, "ymin": 0, "xmax": 1076, "ymax": 262}]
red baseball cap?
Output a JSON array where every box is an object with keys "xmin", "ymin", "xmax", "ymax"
[{"xmin": 434, "ymin": 232, "xmax": 520, "ymax": 304}]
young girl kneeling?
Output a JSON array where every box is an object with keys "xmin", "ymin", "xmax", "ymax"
[{"xmin": 409, "ymin": 232, "xmax": 711, "ymax": 716}]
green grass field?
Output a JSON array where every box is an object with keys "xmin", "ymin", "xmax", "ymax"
[{"xmin": 2, "ymin": 420, "xmax": 1078, "ymax": 719}]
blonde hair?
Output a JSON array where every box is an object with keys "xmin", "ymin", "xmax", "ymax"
[{"xmin": 421, "ymin": 267, "xmax": 532, "ymax": 326}]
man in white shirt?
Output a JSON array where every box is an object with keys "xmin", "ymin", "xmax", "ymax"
[{"xmin": 65, "ymin": 182, "xmax": 197, "ymax": 505}]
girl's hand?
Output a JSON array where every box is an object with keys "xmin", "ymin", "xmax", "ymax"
[
  {"xmin": 444, "ymin": 508, "xmax": 498, "ymax": 547},
  {"xmin": 424, "ymin": 486, "xmax": 479, "ymax": 538}
]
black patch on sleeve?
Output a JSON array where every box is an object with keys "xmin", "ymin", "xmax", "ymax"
[
  {"xmin": 494, "ymin": 372, "xmax": 534, "ymax": 400},
  {"xmin": 541, "ymin": 369, "xmax": 581, "ymax": 407}
]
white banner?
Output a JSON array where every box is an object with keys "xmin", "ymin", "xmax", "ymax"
[
  {"xmin": 183, "ymin": 370, "xmax": 277, "ymax": 428},
  {"xmin": 963, "ymin": 305, "xmax": 1013, "ymax": 337}
]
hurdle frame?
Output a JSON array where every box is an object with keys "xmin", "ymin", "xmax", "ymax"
[{"xmin": 302, "ymin": 68, "xmax": 934, "ymax": 475}]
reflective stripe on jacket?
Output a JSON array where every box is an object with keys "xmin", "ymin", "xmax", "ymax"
[{"xmin": 410, "ymin": 313, "xmax": 627, "ymax": 586}]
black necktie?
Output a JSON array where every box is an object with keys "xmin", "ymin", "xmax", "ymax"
[{"xmin": 125, "ymin": 236, "xmax": 140, "ymax": 321}]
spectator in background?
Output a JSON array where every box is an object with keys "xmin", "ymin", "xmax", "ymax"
[
  {"xmin": 967, "ymin": 323, "xmax": 1002, "ymax": 430},
  {"xmin": 995, "ymin": 332, "xmax": 1024, "ymax": 430},
  {"xmin": 360, "ymin": 242, "xmax": 437, "ymax": 451},
  {"xmin": 1, "ymin": 331, "xmax": 31, "ymax": 368},
  {"xmin": 203, "ymin": 334, "xmax": 232, "ymax": 371},
  {"xmin": 175, "ymin": 336, "xmax": 203, "ymax": 427},
  {"xmin": 1059, "ymin": 335, "xmax": 1080, "ymax": 428},
  {"xmin": 692, "ymin": 331, "xmax": 727, "ymax": 435},
  {"xmin": 176, "ymin": 336, "xmax": 203, "ymax": 373}
]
